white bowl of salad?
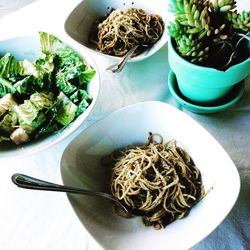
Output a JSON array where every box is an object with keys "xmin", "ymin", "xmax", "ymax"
[{"xmin": 0, "ymin": 32, "xmax": 100, "ymax": 158}]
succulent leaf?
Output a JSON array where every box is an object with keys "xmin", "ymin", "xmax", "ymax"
[
  {"xmin": 226, "ymin": 10, "xmax": 250, "ymax": 32},
  {"xmin": 168, "ymin": 21, "xmax": 187, "ymax": 40},
  {"xmin": 176, "ymin": 34, "xmax": 209, "ymax": 62},
  {"xmin": 210, "ymin": 0, "xmax": 236, "ymax": 12}
]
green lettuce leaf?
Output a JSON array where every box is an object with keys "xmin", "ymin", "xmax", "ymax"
[
  {"xmin": 35, "ymin": 53, "xmax": 55, "ymax": 90},
  {"xmin": 35, "ymin": 123, "xmax": 59, "ymax": 138},
  {"xmin": 55, "ymin": 71, "xmax": 77, "ymax": 94},
  {"xmin": 39, "ymin": 31, "xmax": 66, "ymax": 55},
  {"xmin": 30, "ymin": 91, "xmax": 54, "ymax": 110},
  {"xmin": 0, "ymin": 111, "xmax": 18, "ymax": 134},
  {"xmin": 17, "ymin": 53, "xmax": 55, "ymax": 91},
  {"xmin": 55, "ymin": 92, "xmax": 77, "ymax": 126},
  {"xmin": 39, "ymin": 32, "xmax": 95, "ymax": 95},
  {"xmin": 79, "ymin": 65, "xmax": 96, "ymax": 84},
  {"xmin": 70, "ymin": 89, "xmax": 92, "ymax": 116},
  {"xmin": 19, "ymin": 59, "xmax": 49, "ymax": 90},
  {"xmin": 0, "ymin": 53, "xmax": 20, "ymax": 81},
  {"xmin": 35, "ymin": 106, "xmax": 60, "ymax": 138},
  {"xmin": 14, "ymin": 91, "xmax": 54, "ymax": 125},
  {"xmin": 13, "ymin": 75, "xmax": 34, "ymax": 94},
  {"xmin": 19, "ymin": 60, "xmax": 38, "ymax": 77},
  {"xmin": 14, "ymin": 100, "xmax": 39, "ymax": 125},
  {"xmin": 0, "ymin": 77, "xmax": 16, "ymax": 97},
  {"xmin": 19, "ymin": 112, "xmax": 46, "ymax": 134},
  {"xmin": 35, "ymin": 53, "xmax": 55, "ymax": 74}
]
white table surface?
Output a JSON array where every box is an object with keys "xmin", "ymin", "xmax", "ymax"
[{"xmin": 0, "ymin": 0, "xmax": 249, "ymax": 249}]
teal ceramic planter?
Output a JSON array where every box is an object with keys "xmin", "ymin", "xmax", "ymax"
[{"xmin": 168, "ymin": 38, "xmax": 250, "ymax": 105}]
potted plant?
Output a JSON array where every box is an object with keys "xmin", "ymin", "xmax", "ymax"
[{"xmin": 168, "ymin": 0, "xmax": 250, "ymax": 105}]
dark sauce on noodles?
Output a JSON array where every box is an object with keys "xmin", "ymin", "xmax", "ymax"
[{"xmin": 105, "ymin": 132, "xmax": 205, "ymax": 230}]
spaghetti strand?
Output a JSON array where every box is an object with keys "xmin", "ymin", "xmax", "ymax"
[
  {"xmin": 95, "ymin": 8, "xmax": 164, "ymax": 57},
  {"xmin": 109, "ymin": 133, "xmax": 205, "ymax": 229}
]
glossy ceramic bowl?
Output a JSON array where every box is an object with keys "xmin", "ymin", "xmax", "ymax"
[
  {"xmin": 61, "ymin": 101, "xmax": 240, "ymax": 250},
  {"xmin": 0, "ymin": 33, "xmax": 100, "ymax": 158},
  {"xmin": 64, "ymin": 0, "xmax": 169, "ymax": 62}
]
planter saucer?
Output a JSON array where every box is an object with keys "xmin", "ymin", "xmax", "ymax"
[{"xmin": 168, "ymin": 71, "xmax": 245, "ymax": 114}]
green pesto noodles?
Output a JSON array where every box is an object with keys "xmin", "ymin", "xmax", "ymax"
[
  {"xmin": 95, "ymin": 8, "xmax": 164, "ymax": 57},
  {"xmin": 110, "ymin": 132, "xmax": 204, "ymax": 229}
]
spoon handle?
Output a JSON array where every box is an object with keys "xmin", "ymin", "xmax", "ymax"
[
  {"xmin": 106, "ymin": 45, "xmax": 139, "ymax": 73},
  {"xmin": 11, "ymin": 173, "xmax": 115, "ymax": 201},
  {"xmin": 12, "ymin": 173, "xmax": 135, "ymax": 218}
]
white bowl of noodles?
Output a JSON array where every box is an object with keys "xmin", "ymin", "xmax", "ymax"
[
  {"xmin": 60, "ymin": 101, "xmax": 240, "ymax": 250},
  {"xmin": 64, "ymin": 0, "xmax": 169, "ymax": 62}
]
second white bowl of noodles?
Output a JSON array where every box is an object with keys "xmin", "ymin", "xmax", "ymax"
[
  {"xmin": 60, "ymin": 101, "xmax": 240, "ymax": 250},
  {"xmin": 64, "ymin": 0, "xmax": 169, "ymax": 62}
]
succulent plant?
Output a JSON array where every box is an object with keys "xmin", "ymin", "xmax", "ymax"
[
  {"xmin": 209, "ymin": 0, "xmax": 236, "ymax": 12},
  {"xmin": 226, "ymin": 10, "xmax": 250, "ymax": 32},
  {"xmin": 168, "ymin": 0, "xmax": 250, "ymax": 70}
]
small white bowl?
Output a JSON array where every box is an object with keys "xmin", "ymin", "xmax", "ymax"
[
  {"xmin": 64, "ymin": 0, "xmax": 169, "ymax": 62},
  {"xmin": 61, "ymin": 101, "xmax": 240, "ymax": 250},
  {"xmin": 0, "ymin": 33, "xmax": 100, "ymax": 158}
]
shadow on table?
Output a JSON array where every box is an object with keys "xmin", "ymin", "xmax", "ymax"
[{"xmin": 193, "ymin": 169, "xmax": 250, "ymax": 249}]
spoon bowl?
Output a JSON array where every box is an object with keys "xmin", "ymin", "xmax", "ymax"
[
  {"xmin": 106, "ymin": 44, "xmax": 150, "ymax": 73},
  {"xmin": 106, "ymin": 45, "xmax": 140, "ymax": 73}
]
